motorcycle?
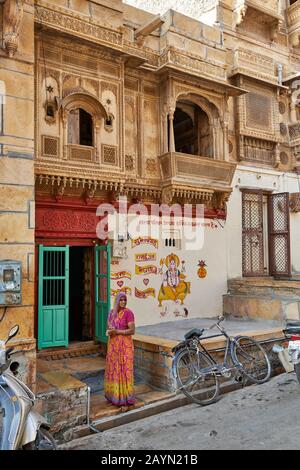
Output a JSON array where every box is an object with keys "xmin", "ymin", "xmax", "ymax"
[
  {"xmin": 0, "ymin": 325, "xmax": 56, "ymax": 450},
  {"xmin": 273, "ymin": 320, "xmax": 300, "ymax": 382}
]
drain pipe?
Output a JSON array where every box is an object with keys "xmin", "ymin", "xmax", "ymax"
[{"xmin": 86, "ymin": 386, "xmax": 101, "ymax": 434}]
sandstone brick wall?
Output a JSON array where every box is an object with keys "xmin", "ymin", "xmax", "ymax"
[{"xmin": 0, "ymin": 0, "xmax": 36, "ymax": 389}]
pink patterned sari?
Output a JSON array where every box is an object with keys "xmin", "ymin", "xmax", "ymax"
[{"xmin": 104, "ymin": 308, "xmax": 135, "ymax": 406}]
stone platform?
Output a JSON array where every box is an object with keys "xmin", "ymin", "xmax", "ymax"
[
  {"xmin": 223, "ymin": 278, "xmax": 300, "ymax": 321},
  {"xmin": 35, "ymin": 346, "xmax": 173, "ymax": 442}
]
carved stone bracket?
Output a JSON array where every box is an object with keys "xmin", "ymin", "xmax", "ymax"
[
  {"xmin": 234, "ymin": 1, "xmax": 248, "ymax": 27},
  {"xmin": 3, "ymin": 0, "xmax": 24, "ymax": 57}
]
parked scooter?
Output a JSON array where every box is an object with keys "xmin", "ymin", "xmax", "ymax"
[
  {"xmin": 273, "ymin": 320, "xmax": 300, "ymax": 382},
  {"xmin": 0, "ymin": 325, "xmax": 56, "ymax": 450}
]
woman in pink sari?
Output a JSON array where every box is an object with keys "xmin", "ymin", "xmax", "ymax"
[{"xmin": 104, "ymin": 293, "xmax": 135, "ymax": 411}]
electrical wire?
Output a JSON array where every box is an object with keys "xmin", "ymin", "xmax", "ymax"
[{"xmin": 0, "ymin": 307, "xmax": 7, "ymax": 324}]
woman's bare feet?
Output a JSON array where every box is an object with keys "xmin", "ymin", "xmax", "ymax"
[{"xmin": 120, "ymin": 406, "xmax": 129, "ymax": 412}]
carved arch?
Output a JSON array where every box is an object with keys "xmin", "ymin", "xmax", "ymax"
[
  {"xmin": 175, "ymin": 92, "xmax": 220, "ymax": 124},
  {"xmin": 61, "ymin": 92, "xmax": 109, "ymax": 121},
  {"xmin": 173, "ymin": 92, "xmax": 225, "ymax": 160},
  {"xmin": 61, "ymin": 92, "xmax": 108, "ymax": 163}
]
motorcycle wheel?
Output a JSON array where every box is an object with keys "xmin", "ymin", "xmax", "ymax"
[
  {"xmin": 295, "ymin": 363, "xmax": 300, "ymax": 384},
  {"xmin": 23, "ymin": 428, "xmax": 57, "ymax": 450}
]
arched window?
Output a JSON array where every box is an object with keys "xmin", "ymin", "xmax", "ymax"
[
  {"xmin": 173, "ymin": 101, "xmax": 213, "ymax": 157},
  {"xmin": 68, "ymin": 108, "xmax": 93, "ymax": 147}
]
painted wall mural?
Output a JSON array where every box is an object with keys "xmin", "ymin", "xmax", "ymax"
[
  {"xmin": 197, "ymin": 260, "xmax": 207, "ymax": 278},
  {"xmin": 111, "ymin": 271, "xmax": 132, "ymax": 280},
  {"xmin": 111, "ymin": 271, "xmax": 132, "ymax": 297},
  {"xmin": 135, "ymin": 264, "xmax": 157, "ymax": 275},
  {"xmin": 135, "ymin": 287, "xmax": 156, "ymax": 298},
  {"xmin": 135, "ymin": 253, "xmax": 156, "ymax": 262},
  {"xmin": 158, "ymin": 253, "xmax": 191, "ymax": 307},
  {"xmin": 111, "ymin": 287, "xmax": 132, "ymax": 296},
  {"xmin": 131, "ymin": 237, "xmax": 158, "ymax": 249}
]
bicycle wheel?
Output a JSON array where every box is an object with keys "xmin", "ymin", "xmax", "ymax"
[
  {"xmin": 174, "ymin": 347, "xmax": 219, "ymax": 406},
  {"xmin": 232, "ymin": 336, "xmax": 271, "ymax": 384}
]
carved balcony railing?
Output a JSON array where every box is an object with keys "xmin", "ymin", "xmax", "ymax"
[
  {"xmin": 230, "ymin": 48, "xmax": 277, "ymax": 85},
  {"xmin": 240, "ymin": 137, "xmax": 276, "ymax": 166},
  {"xmin": 68, "ymin": 144, "xmax": 95, "ymax": 162},
  {"xmin": 247, "ymin": 0, "xmax": 280, "ymax": 15},
  {"xmin": 289, "ymin": 123, "xmax": 300, "ymax": 141},
  {"xmin": 158, "ymin": 152, "xmax": 236, "ymax": 205}
]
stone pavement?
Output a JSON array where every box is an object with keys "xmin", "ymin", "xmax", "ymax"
[{"xmin": 60, "ymin": 372, "xmax": 300, "ymax": 450}]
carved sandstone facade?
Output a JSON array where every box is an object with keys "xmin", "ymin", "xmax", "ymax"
[{"xmin": 1, "ymin": 0, "xmax": 300, "ymax": 383}]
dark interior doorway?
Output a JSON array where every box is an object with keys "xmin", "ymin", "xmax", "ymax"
[{"xmin": 69, "ymin": 246, "xmax": 85, "ymax": 341}]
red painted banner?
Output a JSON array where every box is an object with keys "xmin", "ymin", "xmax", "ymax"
[
  {"xmin": 135, "ymin": 265, "xmax": 157, "ymax": 275},
  {"xmin": 135, "ymin": 287, "xmax": 156, "ymax": 298}
]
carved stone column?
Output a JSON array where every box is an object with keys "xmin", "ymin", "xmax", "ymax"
[
  {"xmin": 3, "ymin": 0, "xmax": 24, "ymax": 58},
  {"xmin": 62, "ymin": 111, "xmax": 68, "ymax": 160},
  {"xmin": 274, "ymin": 142, "xmax": 280, "ymax": 168},
  {"xmin": 168, "ymin": 108, "xmax": 175, "ymax": 153},
  {"xmin": 212, "ymin": 118, "xmax": 222, "ymax": 159},
  {"xmin": 162, "ymin": 112, "xmax": 168, "ymax": 154},
  {"xmin": 94, "ymin": 117, "xmax": 101, "ymax": 163},
  {"xmin": 221, "ymin": 114, "xmax": 229, "ymax": 161},
  {"xmin": 290, "ymin": 102, "xmax": 298, "ymax": 123}
]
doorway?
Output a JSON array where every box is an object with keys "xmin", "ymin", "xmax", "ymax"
[
  {"xmin": 38, "ymin": 244, "xmax": 110, "ymax": 349},
  {"xmin": 69, "ymin": 247, "xmax": 84, "ymax": 341}
]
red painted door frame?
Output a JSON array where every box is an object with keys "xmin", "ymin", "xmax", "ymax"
[{"xmin": 34, "ymin": 195, "xmax": 104, "ymax": 342}]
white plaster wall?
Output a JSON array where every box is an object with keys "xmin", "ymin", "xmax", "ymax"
[
  {"xmin": 124, "ymin": 0, "xmax": 218, "ymax": 24},
  {"xmin": 109, "ymin": 219, "xmax": 227, "ymax": 327},
  {"xmin": 227, "ymin": 165, "xmax": 300, "ymax": 279}
]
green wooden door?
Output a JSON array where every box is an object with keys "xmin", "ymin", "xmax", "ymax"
[
  {"xmin": 95, "ymin": 244, "xmax": 111, "ymax": 343},
  {"xmin": 38, "ymin": 245, "xmax": 69, "ymax": 349}
]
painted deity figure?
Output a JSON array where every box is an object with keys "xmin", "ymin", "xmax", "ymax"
[{"xmin": 158, "ymin": 253, "xmax": 191, "ymax": 306}]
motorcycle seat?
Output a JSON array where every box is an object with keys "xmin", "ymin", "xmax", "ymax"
[
  {"xmin": 285, "ymin": 321, "xmax": 300, "ymax": 334},
  {"xmin": 286, "ymin": 321, "xmax": 300, "ymax": 327}
]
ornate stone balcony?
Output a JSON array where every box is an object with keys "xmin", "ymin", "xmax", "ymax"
[
  {"xmin": 234, "ymin": 0, "xmax": 283, "ymax": 41},
  {"xmin": 287, "ymin": 0, "xmax": 300, "ymax": 47},
  {"xmin": 234, "ymin": 0, "xmax": 282, "ymax": 23},
  {"xmin": 289, "ymin": 123, "xmax": 300, "ymax": 142},
  {"xmin": 230, "ymin": 48, "xmax": 278, "ymax": 86},
  {"xmin": 158, "ymin": 152, "xmax": 236, "ymax": 206}
]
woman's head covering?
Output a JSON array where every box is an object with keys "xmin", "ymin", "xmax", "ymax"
[{"xmin": 112, "ymin": 292, "xmax": 127, "ymax": 317}]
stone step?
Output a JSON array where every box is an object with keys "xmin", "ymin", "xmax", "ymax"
[
  {"xmin": 37, "ymin": 342, "xmax": 101, "ymax": 361},
  {"xmin": 89, "ymin": 385, "xmax": 174, "ymax": 421},
  {"xmin": 60, "ymin": 379, "xmax": 256, "ymax": 446}
]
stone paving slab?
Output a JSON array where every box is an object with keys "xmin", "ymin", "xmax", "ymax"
[
  {"xmin": 36, "ymin": 377, "xmax": 56, "ymax": 394},
  {"xmin": 40, "ymin": 371, "xmax": 85, "ymax": 390},
  {"xmin": 136, "ymin": 317, "xmax": 284, "ymax": 342}
]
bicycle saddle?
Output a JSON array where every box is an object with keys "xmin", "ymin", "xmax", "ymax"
[{"xmin": 184, "ymin": 328, "xmax": 204, "ymax": 340}]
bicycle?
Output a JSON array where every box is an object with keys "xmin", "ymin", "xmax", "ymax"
[{"xmin": 164, "ymin": 315, "xmax": 271, "ymax": 406}]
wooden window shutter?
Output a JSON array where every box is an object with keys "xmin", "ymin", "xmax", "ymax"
[
  {"xmin": 268, "ymin": 193, "xmax": 291, "ymax": 278},
  {"xmin": 242, "ymin": 190, "xmax": 264, "ymax": 277}
]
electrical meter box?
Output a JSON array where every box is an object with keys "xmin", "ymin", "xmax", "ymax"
[{"xmin": 0, "ymin": 260, "xmax": 22, "ymax": 306}]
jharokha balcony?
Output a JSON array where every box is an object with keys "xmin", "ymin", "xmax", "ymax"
[{"xmin": 158, "ymin": 152, "xmax": 236, "ymax": 209}]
